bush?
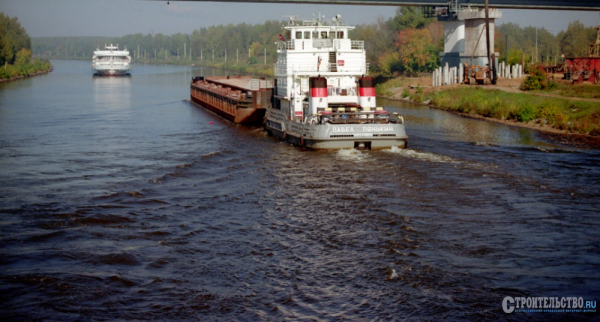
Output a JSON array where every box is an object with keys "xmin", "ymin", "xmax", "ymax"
[
  {"xmin": 401, "ymin": 88, "xmax": 410, "ymax": 98},
  {"xmin": 521, "ymin": 65, "xmax": 545, "ymax": 90},
  {"xmin": 515, "ymin": 102, "xmax": 538, "ymax": 122}
]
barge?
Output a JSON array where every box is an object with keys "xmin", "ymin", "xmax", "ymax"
[
  {"xmin": 264, "ymin": 15, "xmax": 408, "ymax": 150},
  {"xmin": 190, "ymin": 76, "xmax": 273, "ymax": 124}
]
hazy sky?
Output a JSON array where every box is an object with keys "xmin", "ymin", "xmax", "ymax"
[{"xmin": 2, "ymin": 0, "xmax": 599, "ymax": 38}]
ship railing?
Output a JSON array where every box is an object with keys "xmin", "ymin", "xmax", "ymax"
[
  {"xmin": 327, "ymin": 86, "xmax": 357, "ymax": 97},
  {"xmin": 351, "ymin": 41, "xmax": 364, "ymax": 50},
  {"xmin": 278, "ymin": 39, "xmax": 365, "ymax": 51},
  {"xmin": 277, "ymin": 41, "xmax": 296, "ymax": 51},
  {"xmin": 248, "ymin": 79, "xmax": 274, "ymax": 90},
  {"xmin": 312, "ymin": 39, "xmax": 333, "ymax": 49},
  {"xmin": 309, "ymin": 111, "xmax": 403, "ymax": 125},
  {"xmin": 274, "ymin": 63, "xmax": 369, "ymax": 75}
]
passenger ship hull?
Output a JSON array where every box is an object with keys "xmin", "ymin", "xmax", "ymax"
[{"xmin": 93, "ymin": 68, "xmax": 130, "ymax": 76}]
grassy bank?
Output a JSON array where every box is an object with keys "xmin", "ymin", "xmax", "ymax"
[
  {"xmin": 531, "ymin": 83, "xmax": 600, "ymax": 100},
  {"xmin": 429, "ymin": 87, "xmax": 600, "ymax": 136},
  {"xmin": 0, "ymin": 58, "xmax": 53, "ymax": 81}
]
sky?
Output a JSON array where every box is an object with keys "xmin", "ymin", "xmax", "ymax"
[{"xmin": 1, "ymin": 0, "xmax": 600, "ymax": 38}]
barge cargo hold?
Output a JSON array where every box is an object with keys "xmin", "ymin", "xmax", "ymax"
[{"xmin": 190, "ymin": 76, "xmax": 273, "ymax": 125}]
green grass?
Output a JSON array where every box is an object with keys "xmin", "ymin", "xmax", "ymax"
[
  {"xmin": 533, "ymin": 83, "xmax": 600, "ymax": 100},
  {"xmin": 430, "ymin": 87, "xmax": 600, "ymax": 136},
  {"xmin": 0, "ymin": 58, "xmax": 53, "ymax": 80}
]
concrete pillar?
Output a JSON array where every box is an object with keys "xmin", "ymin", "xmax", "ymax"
[
  {"xmin": 506, "ymin": 65, "xmax": 511, "ymax": 79},
  {"xmin": 453, "ymin": 67, "xmax": 457, "ymax": 84},
  {"xmin": 512, "ymin": 64, "xmax": 517, "ymax": 79},
  {"xmin": 438, "ymin": 67, "xmax": 443, "ymax": 86},
  {"xmin": 500, "ymin": 62, "xmax": 504, "ymax": 78},
  {"xmin": 444, "ymin": 63, "xmax": 449, "ymax": 85},
  {"xmin": 459, "ymin": 63, "xmax": 464, "ymax": 84}
]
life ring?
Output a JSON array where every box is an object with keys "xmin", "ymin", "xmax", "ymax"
[{"xmin": 299, "ymin": 136, "xmax": 304, "ymax": 146}]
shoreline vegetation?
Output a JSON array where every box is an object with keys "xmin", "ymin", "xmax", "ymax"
[
  {"xmin": 374, "ymin": 75, "xmax": 600, "ymax": 149},
  {"xmin": 0, "ymin": 13, "xmax": 53, "ymax": 83}
]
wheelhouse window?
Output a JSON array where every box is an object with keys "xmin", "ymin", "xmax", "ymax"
[
  {"xmin": 312, "ymin": 31, "xmax": 318, "ymax": 39},
  {"xmin": 296, "ymin": 31, "xmax": 302, "ymax": 39},
  {"xmin": 304, "ymin": 31, "xmax": 310, "ymax": 39},
  {"xmin": 321, "ymin": 31, "xmax": 328, "ymax": 39},
  {"xmin": 337, "ymin": 31, "xmax": 344, "ymax": 39}
]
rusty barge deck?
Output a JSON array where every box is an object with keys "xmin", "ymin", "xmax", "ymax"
[{"xmin": 190, "ymin": 76, "xmax": 273, "ymax": 124}]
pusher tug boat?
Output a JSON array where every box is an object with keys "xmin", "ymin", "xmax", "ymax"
[{"xmin": 264, "ymin": 15, "xmax": 408, "ymax": 150}]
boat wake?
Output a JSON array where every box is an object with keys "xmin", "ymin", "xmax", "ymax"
[
  {"xmin": 385, "ymin": 146, "xmax": 459, "ymax": 164},
  {"xmin": 336, "ymin": 149, "xmax": 371, "ymax": 162}
]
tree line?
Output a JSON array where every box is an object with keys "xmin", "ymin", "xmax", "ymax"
[
  {"xmin": 0, "ymin": 13, "xmax": 52, "ymax": 80},
  {"xmin": 30, "ymin": 8, "xmax": 599, "ymax": 76}
]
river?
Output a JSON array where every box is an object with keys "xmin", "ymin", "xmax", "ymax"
[{"xmin": 1, "ymin": 60, "xmax": 599, "ymax": 321}]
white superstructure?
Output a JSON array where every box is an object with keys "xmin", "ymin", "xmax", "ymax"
[
  {"xmin": 274, "ymin": 15, "xmax": 369, "ymax": 118},
  {"xmin": 92, "ymin": 44, "xmax": 132, "ymax": 76},
  {"xmin": 264, "ymin": 15, "xmax": 407, "ymax": 150}
]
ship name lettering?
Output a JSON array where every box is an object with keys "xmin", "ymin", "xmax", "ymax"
[
  {"xmin": 363, "ymin": 126, "xmax": 393, "ymax": 132},
  {"xmin": 332, "ymin": 127, "xmax": 354, "ymax": 133}
]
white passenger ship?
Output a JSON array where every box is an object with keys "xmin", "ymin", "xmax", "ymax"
[
  {"xmin": 92, "ymin": 44, "xmax": 132, "ymax": 76},
  {"xmin": 264, "ymin": 15, "xmax": 407, "ymax": 150}
]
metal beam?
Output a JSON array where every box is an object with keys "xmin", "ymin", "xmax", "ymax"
[{"xmin": 155, "ymin": 0, "xmax": 600, "ymax": 11}]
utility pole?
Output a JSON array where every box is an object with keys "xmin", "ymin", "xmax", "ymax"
[
  {"xmin": 212, "ymin": 49, "xmax": 214, "ymax": 61},
  {"xmin": 264, "ymin": 48, "xmax": 266, "ymax": 65},
  {"xmin": 237, "ymin": 48, "xmax": 238, "ymax": 64},
  {"xmin": 184, "ymin": 43, "xmax": 186, "ymax": 59},
  {"xmin": 484, "ymin": 0, "xmax": 496, "ymax": 84},
  {"xmin": 535, "ymin": 27, "xmax": 538, "ymax": 64}
]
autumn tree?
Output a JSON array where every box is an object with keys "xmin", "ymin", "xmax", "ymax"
[{"xmin": 396, "ymin": 27, "xmax": 439, "ymax": 76}]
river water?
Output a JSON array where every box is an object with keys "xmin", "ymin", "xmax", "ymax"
[{"xmin": 1, "ymin": 60, "xmax": 599, "ymax": 321}]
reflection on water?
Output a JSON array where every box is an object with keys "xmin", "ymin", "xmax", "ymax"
[{"xmin": 93, "ymin": 75, "xmax": 132, "ymax": 110}]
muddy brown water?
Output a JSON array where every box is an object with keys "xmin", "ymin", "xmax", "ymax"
[{"xmin": 1, "ymin": 60, "xmax": 599, "ymax": 321}]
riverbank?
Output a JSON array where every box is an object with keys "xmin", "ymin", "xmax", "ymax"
[
  {"xmin": 1, "ymin": 57, "xmax": 54, "ymax": 84},
  {"xmin": 377, "ymin": 76, "xmax": 600, "ymax": 149},
  {"xmin": 0, "ymin": 68, "xmax": 53, "ymax": 84}
]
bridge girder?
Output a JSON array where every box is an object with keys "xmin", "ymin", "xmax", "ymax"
[{"xmin": 154, "ymin": 0, "xmax": 600, "ymax": 11}]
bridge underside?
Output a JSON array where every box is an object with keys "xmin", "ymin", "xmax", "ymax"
[{"xmin": 158, "ymin": 0, "xmax": 600, "ymax": 11}]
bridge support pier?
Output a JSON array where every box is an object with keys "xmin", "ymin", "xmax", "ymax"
[{"xmin": 439, "ymin": 7, "xmax": 502, "ymax": 73}]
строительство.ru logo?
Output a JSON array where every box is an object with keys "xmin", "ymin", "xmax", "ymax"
[{"xmin": 503, "ymin": 296, "xmax": 597, "ymax": 313}]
